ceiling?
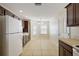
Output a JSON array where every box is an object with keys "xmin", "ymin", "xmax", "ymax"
[{"xmin": 0, "ymin": 3, "xmax": 68, "ymax": 20}]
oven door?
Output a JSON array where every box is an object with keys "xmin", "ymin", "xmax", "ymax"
[{"xmin": 73, "ymin": 48, "xmax": 79, "ymax": 56}]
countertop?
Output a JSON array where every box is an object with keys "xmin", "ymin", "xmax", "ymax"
[
  {"xmin": 23, "ymin": 32, "xmax": 29, "ymax": 36},
  {"xmin": 59, "ymin": 38, "xmax": 79, "ymax": 48}
]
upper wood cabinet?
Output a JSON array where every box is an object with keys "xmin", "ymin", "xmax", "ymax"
[
  {"xmin": 0, "ymin": 5, "xmax": 20, "ymax": 20},
  {"xmin": 4, "ymin": 10, "xmax": 15, "ymax": 17},
  {"xmin": 66, "ymin": 4, "xmax": 75, "ymax": 26},
  {"xmin": 75, "ymin": 3, "xmax": 79, "ymax": 25},
  {"xmin": 0, "ymin": 6, "xmax": 5, "ymax": 16},
  {"xmin": 65, "ymin": 3, "xmax": 79, "ymax": 26},
  {"xmin": 23, "ymin": 21, "xmax": 28, "ymax": 32}
]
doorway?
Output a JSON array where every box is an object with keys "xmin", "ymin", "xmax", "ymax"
[{"xmin": 31, "ymin": 21, "xmax": 49, "ymax": 39}]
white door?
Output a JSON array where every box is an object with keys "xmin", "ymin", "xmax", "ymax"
[
  {"xmin": 40, "ymin": 21, "xmax": 49, "ymax": 35},
  {"xmin": 31, "ymin": 21, "xmax": 40, "ymax": 35},
  {"xmin": 31, "ymin": 21, "xmax": 49, "ymax": 36}
]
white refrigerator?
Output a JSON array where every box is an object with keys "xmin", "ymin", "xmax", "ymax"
[{"xmin": 0, "ymin": 15, "xmax": 23, "ymax": 56}]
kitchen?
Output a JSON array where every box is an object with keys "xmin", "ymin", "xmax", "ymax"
[{"xmin": 0, "ymin": 3, "xmax": 79, "ymax": 56}]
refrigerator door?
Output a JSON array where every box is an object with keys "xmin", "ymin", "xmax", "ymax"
[
  {"xmin": 4, "ymin": 15, "xmax": 16, "ymax": 33},
  {"xmin": 19, "ymin": 20, "xmax": 23, "ymax": 32},
  {"xmin": 3, "ymin": 33, "xmax": 22, "ymax": 56},
  {"xmin": 15, "ymin": 18, "xmax": 23, "ymax": 33},
  {"xmin": 5, "ymin": 15, "xmax": 22, "ymax": 33},
  {"xmin": 13, "ymin": 33, "xmax": 23, "ymax": 56},
  {"xmin": 1, "ymin": 15, "xmax": 23, "ymax": 56}
]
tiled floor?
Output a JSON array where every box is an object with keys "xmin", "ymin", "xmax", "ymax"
[{"xmin": 22, "ymin": 35, "xmax": 58, "ymax": 56}]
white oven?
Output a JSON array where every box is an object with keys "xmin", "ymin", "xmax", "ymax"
[{"xmin": 73, "ymin": 47, "xmax": 79, "ymax": 56}]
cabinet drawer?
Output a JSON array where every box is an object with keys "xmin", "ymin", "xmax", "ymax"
[{"xmin": 59, "ymin": 40, "xmax": 73, "ymax": 53}]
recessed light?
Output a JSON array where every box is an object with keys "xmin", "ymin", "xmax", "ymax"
[
  {"xmin": 25, "ymin": 16, "xmax": 27, "ymax": 17},
  {"xmin": 19, "ymin": 10, "xmax": 23, "ymax": 13},
  {"xmin": 35, "ymin": 3, "xmax": 42, "ymax": 6}
]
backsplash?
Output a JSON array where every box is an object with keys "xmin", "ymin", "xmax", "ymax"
[{"xmin": 70, "ymin": 27, "xmax": 79, "ymax": 39}]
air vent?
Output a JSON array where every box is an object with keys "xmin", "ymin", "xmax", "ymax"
[{"xmin": 35, "ymin": 3, "xmax": 42, "ymax": 6}]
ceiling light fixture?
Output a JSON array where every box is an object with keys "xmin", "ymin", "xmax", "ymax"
[
  {"xmin": 19, "ymin": 10, "xmax": 23, "ymax": 13},
  {"xmin": 35, "ymin": 3, "xmax": 42, "ymax": 6}
]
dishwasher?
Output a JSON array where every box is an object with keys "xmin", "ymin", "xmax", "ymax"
[{"xmin": 73, "ymin": 45, "xmax": 79, "ymax": 56}]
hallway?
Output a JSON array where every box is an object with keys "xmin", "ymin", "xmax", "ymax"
[{"xmin": 22, "ymin": 35, "xmax": 58, "ymax": 56}]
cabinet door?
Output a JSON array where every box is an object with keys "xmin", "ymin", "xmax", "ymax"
[
  {"xmin": 75, "ymin": 3, "xmax": 79, "ymax": 25},
  {"xmin": 67, "ymin": 4, "xmax": 75, "ymax": 26},
  {"xmin": 59, "ymin": 45, "xmax": 64, "ymax": 56},
  {"xmin": 64, "ymin": 49, "xmax": 72, "ymax": 56},
  {"xmin": 4, "ymin": 10, "xmax": 14, "ymax": 17},
  {"xmin": 0, "ymin": 6, "xmax": 4, "ymax": 15},
  {"xmin": 59, "ymin": 40, "xmax": 73, "ymax": 56},
  {"xmin": 23, "ymin": 21, "xmax": 28, "ymax": 32}
]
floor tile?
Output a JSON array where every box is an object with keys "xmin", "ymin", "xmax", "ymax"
[{"xmin": 21, "ymin": 35, "xmax": 58, "ymax": 56}]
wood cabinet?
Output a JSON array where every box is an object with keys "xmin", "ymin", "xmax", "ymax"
[
  {"xmin": 4, "ymin": 10, "xmax": 14, "ymax": 17},
  {"xmin": 22, "ymin": 20, "xmax": 31, "ymax": 47},
  {"xmin": 66, "ymin": 4, "xmax": 75, "ymax": 26},
  {"xmin": 59, "ymin": 40, "xmax": 73, "ymax": 56},
  {"xmin": 59, "ymin": 45, "xmax": 64, "ymax": 55},
  {"xmin": 63, "ymin": 48, "xmax": 72, "ymax": 56},
  {"xmin": 0, "ymin": 6, "xmax": 14, "ymax": 17},
  {"xmin": 75, "ymin": 3, "xmax": 79, "ymax": 25},
  {"xmin": 23, "ymin": 35, "xmax": 29, "ymax": 47},
  {"xmin": 66, "ymin": 3, "xmax": 79, "ymax": 26},
  {"xmin": 0, "ymin": 5, "xmax": 20, "ymax": 20},
  {"xmin": 0, "ymin": 6, "xmax": 5, "ymax": 15},
  {"xmin": 23, "ymin": 21, "xmax": 28, "ymax": 32}
]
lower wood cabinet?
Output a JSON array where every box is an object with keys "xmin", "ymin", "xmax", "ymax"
[
  {"xmin": 63, "ymin": 48, "xmax": 72, "ymax": 56},
  {"xmin": 59, "ymin": 40, "xmax": 73, "ymax": 56},
  {"xmin": 59, "ymin": 45, "xmax": 64, "ymax": 56}
]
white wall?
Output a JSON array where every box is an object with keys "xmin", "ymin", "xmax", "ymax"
[
  {"xmin": 58, "ymin": 8, "xmax": 79, "ymax": 40},
  {"xmin": 57, "ymin": 9, "xmax": 70, "ymax": 39},
  {"xmin": 49, "ymin": 18, "xmax": 58, "ymax": 40},
  {"xmin": 30, "ymin": 8, "xmax": 76, "ymax": 40},
  {"xmin": 30, "ymin": 10, "xmax": 75, "ymax": 40},
  {"xmin": 71, "ymin": 27, "xmax": 79, "ymax": 39},
  {"xmin": 30, "ymin": 18, "xmax": 59, "ymax": 40},
  {"xmin": 31, "ymin": 21, "xmax": 49, "ymax": 35}
]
